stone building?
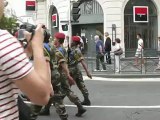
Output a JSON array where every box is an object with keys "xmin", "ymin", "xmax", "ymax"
[{"xmin": 36, "ymin": 0, "xmax": 160, "ymax": 57}]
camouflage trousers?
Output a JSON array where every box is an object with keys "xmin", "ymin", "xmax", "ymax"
[
  {"xmin": 69, "ymin": 65, "xmax": 89, "ymax": 98},
  {"xmin": 41, "ymin": 70, "xmax": 68, "ymax": 120},
  {"xmin": 59, "ymin": 71, "xmax": 82, "ymax": 105},
  {"xmin": 29, "ymin": 70, "xmax": 68, "ymax": 120},
  {"xmin": 30, "ymin": 105, "xmax": 42, "ymax": 120}
]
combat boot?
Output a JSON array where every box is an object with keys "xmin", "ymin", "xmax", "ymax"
[
  {"xmin": 75, "ymin": 102, "xmax": 86, "ymax": 117},
  {"xmin": 39, "ymin": 108, "xmax": 50, "ymax": 116},
  {"xmin": 81, "ymin": 95, "xmax": 91, "ymax": 106},
  {"xmin": 61, "ymin": 118, "xmax": 68, "ymax": 120}
]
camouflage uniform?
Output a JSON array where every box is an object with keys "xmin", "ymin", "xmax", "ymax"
[
  {"xmin": 29, "ymin": 43, "xmax": 52, "ymax": 120},
  {"xmin": 39, "ymin": 45, "xmax": 68, "ymax": 120},
  {"xmin": 56, "ymin": 46, "xmax": 86, "ymax": 117},
  {"xmin": 68, "ymin": 46, "xmax": 90, "ymax": 105}
]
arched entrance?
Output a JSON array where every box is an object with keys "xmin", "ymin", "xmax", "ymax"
[
  {"xmin": 72, "ymin": 0, "xmax": 104, "ymax": 57},
  {"xmin": 124, "ymin": 0, "xmax": 158, "ymax": 51},
  {"xmin": 49, "ymin": 5, "xmax": 59, "ymax": 36}
]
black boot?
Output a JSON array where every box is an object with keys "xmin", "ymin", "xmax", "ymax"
[
  {"xmin": 75, "ymin": 102, "xmax": 86, "ymax": 117},
  {"xmin": 81, "ymin": 95, "xmax": 91, "ymax": 106},
  {"xmin": 39, "ymin": 97, "xmax": 53, "ymax": 116},
  {"xmin": 39, "ymin": 107, "xmax": 50, "ymax": 116},
  {"xmin": 61, "ymin": 118, "xmax": 68, "ymax": 120}
]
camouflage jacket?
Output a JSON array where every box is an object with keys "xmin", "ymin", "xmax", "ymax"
[{"xmin": 68, "ymin": 46, "xmax": 84, "ymax": 66}]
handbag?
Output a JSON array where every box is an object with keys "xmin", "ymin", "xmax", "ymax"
[{"xmin": 114, "ymin": 48, "xmax": 123, "ymax": 55}]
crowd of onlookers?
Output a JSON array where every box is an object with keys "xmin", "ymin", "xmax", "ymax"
[
  {"xmin": 94, "ymin": 32, "xmax": 145, "ymax": 72},
  {"xmin": 94, "ymin": 32, "xmax": 160, "ymax": 72}
]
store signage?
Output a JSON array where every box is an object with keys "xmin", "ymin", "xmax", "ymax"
[
  {"xmin": 133, "ymin": 6, "xmax": 148, "ymax": 23},
  {"xmin": 52, "ymin": 14, "xmax": 58, "ymax": 28},
  {"xmin": 26, "ymin": 0, "xmax": 36, "ymax": 11}
]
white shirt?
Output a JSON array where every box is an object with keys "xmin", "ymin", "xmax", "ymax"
[
  {"xmin": 113, "ymin": 43, "xmax": 121, "ymax": 52},
  {"xmin": 0, "ymin": 30, "xmax": 33, "ymax": 119},
  {"xmin": 137, "ymin": 38, "xmax": 143, "ymax": 50}
]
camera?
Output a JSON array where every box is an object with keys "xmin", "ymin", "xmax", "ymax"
[{"xmin": 20, "ymin": 23, "xmax": 50, "ymax": 43}]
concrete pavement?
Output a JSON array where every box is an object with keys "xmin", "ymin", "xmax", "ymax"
[{"xmin": 37, "ymin": 78, "xmax": 160, "ymax": 120}]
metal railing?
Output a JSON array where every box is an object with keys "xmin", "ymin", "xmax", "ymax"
[{"xmin": 83, "ymin": 50, "xmax": 160, "ymax": 75}]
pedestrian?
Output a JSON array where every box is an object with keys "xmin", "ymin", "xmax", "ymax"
[
  {"xmin": 104, "ymin": 32, "xmax": 112, "ymax": 64},
  {"xmin": 134, "ymin": 33, "xmax": 144, "ymax": 66},
  {"xmin": 81, "ymin": 36, "xmax": 87, "ymax": 54},
  {"xmin": 94, "ymin": 35, "xmax": 106, "ymax": 71},
  {"xmin": 68, "ymin": 36, "xmax": 92, "ymax": 106},
  {"xmin": 156, "ymin": 37, "xmax": 160, "ymax": 70},
  {"xmin": 113, "ymin": 38, "xmax": 123, "ymax": 73},
  {"xmin": 0, "ymin": 1, "xmax": 52, "ymax": 119}
]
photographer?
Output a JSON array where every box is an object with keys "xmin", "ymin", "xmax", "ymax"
[{"xmin": 0, "ymin": 0, "xmax": 52, "ymax": 119}]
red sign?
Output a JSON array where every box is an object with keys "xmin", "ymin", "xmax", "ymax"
[
  {"xmin": 26, "ymin": 1, "xmax": 36, "ymax": 11},
  {"xmin": 133, "ymin": 6, "xmax": 148, "ymax": 23},
  {"xmin": 52, "ymin": 14, "xmax": 57, "ymax": 28}
]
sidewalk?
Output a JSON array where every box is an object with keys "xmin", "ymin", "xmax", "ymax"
[{"xmin": 81, "ymin": 57, "xmax": 160, "ymax": 78}]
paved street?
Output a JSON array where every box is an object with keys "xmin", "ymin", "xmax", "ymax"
[{"xmin": 38, "ymin": 77, "xmax": 160, "ymax": 120}]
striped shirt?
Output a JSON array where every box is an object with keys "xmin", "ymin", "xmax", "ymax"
[{"xmin": 0, "ymin": 30, "xmax": 33, "ymax": 120}]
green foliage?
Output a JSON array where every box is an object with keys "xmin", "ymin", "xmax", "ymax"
[{"xmin": 0, "ymin": 15, "xmax": 17, "ymax": 33}]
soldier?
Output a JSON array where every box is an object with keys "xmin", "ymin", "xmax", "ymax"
[
  {"xmin": 40, "ymin": 32, "xmax": 87, "ymax": 118},
  {"xmin": 68, "ymin": 36, "xmax": 92, "ymax": 106},
  {"xmin": 39, "ymin": 42, "xmax": 69, "ymax": 120}
]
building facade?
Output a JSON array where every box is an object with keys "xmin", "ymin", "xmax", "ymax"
[{"xmin": 36, "ymin": 0, "xmax": 160, "ymax": 57}]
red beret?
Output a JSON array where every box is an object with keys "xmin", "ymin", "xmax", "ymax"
[
  {"xmin": 72, "ymin": 36, "xmax": 80, "ymax": 42},
  {"xmin": 54, "ymin": 32, "xmax": 65, "ymax": 39}
]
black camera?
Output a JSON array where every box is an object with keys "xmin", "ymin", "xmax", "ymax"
[{"xmin": 20, "ymin": 23, "xmax": 50, "ymax": 43}]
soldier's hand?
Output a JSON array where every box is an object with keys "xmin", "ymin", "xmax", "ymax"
[
  {"xmin": 67, "ymin": 75, "xmax": 75, "ymax": 86},
  {"xmin": 87, "ymin": 73, "xmax": 92, "ymax": 79}
]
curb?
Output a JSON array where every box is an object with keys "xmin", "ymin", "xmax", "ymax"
[{"xmin": 91, "ymin": 74, "xmax": 160, "ymax": 78}]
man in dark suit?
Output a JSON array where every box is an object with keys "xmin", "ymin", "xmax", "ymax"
[{"xmin": 104, "ymin": 32, "xmax": 112, "ymax": 64}]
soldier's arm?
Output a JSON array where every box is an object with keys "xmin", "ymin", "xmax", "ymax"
[
  {"xmin": 55, "ymin": 50, "xmax": 75, "ymax": 85},
  {"xmin": 76, "ymin": 49, "xmax": 92, "ymax": 79},
  {"xmin": 80, "ymin": 60, "xmax": 92, "ymax": 79}
]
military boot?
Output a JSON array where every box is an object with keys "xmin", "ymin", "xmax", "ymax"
[
  {"xmin": 81, "ymin": 95, "xmax": 91, "ymax": 106},
  {"xmin": 39, "ymin": 108, "xmax": 50, "ymax": 116},
  {"xmin": 75, "ymin": 102, "xmax": 86, "ymax": 117},
  {"xmin": 61, "ymin": 118, "xmax": 68, "ymax": 120},
  {"xmin": 39, "ymin": 97, "xmax": 53, "ymax": 116}
]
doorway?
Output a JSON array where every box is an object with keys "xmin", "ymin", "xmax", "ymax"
[{"xmin": 124, "ymin": 0, "xmax": 158, "ymax": 51}]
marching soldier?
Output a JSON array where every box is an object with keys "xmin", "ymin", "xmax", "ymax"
[
  {"xmin": 68, "ymin": 36, "xmax": 92, "ymax": 106},
  {"xmin": 40, "ymin": 32, "xmax": 86, "ymax": 118},
  {"xmin": 39, "ymin": 42, "xmax": 68, "ymax": 120}
]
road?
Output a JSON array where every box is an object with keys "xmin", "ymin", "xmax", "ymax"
[{"xmin": 38, "ymin": 77, "xmax": 160, "ymax": 120}]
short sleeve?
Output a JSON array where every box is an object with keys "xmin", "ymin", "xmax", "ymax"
[
  {"xmin": 55, "ymin": 50, "xmax": 66, "ymax": 64},
  {"xmin": 0, "ymin": 32, "xmax": 33, "ymax": 80},
  {"xmin": 75, "ymin": 48, "xmax": 84, "ymax": 62}
]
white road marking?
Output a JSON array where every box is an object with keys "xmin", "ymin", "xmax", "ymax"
[
  {"xmin": 25, "ymin": 101, "xmax": 160, "ymax": 109},
  {"xmin": 65, "ymin": 104, "xmax": 160, "ymax": 109},
  {"xmin": 83, "ymin": 76, "xmax": 160, "ymax": 82}
]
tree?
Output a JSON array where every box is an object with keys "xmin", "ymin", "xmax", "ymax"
[{"xmin": 0, "ymin": 15, "xmax": 18, "ymax": 33}]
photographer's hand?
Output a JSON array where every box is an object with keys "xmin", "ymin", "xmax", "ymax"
[{"xmin": 31, "ymin": 24, "xmax": 44, "ymax": 45}]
